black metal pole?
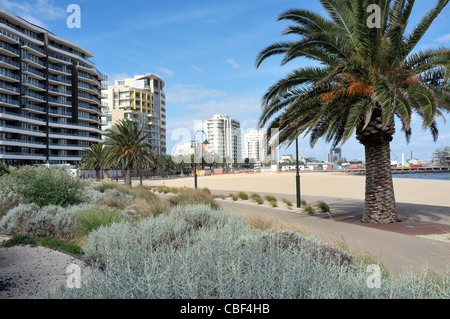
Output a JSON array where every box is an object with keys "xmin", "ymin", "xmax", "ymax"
[{"xmin": 296, "ymin": 138, "xmax": 301, "ymax": 208}]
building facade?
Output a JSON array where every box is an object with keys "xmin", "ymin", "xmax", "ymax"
[
  {"xmin": 102, "ymin": 74, "xmax": 166, "ymax": 155},
  {"xmin": 204, "ymin": 114, "xmax": 242, "ymax": 162},
  {"xmin": 244, "ymin": 129, "xmax": 279, "ymax": 166},
  {"xmin": 0, "ymin": 9, "xmax": 106, "ymax": 166}
]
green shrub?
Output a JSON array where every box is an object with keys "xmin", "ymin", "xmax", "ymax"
[
  {"xmin": 317, "ymin": 201, "xmax": 330, "ymax": 213},
  {"xmin": 1, "ymin": 234, "xmax": 38, "ymax": 247},
  {"xmin": 229, "ymin": 193, "xmax": 239, "ymax": 201},
  {"xmin": 265, "ymin": 195, "xmax": 277, "ymax": 202},
  {"xmin": 0, "ymin": 161, "xmax": 10, "ymax": 177},
  {"xmin": 300, "ymin": 199, "xmax": 307, "ymax": 207},
  {"xmin": 303, "ymin": 205, "xmax": 315, "ymax": 215},
  {"xmin": 171, "ymin": 187, "xmax": 179, "ymax": 194},
  {"xmin": 238, "ymin": 191, "xmax": 249, "ymax": 200},
  {"xmin": 0, "ymin": 166, "xmax": 85, "ymax": 207},
  {"xmin": 250, "ymin": 193, "xmax": 264, "ymax": 205},
  {"xmin": 202, "ymin": 187, "xmax": 211, "ymax": 195},
  {"xmin": 270, "ymin": 200, "xmax": 278, "ymax": 208},
  {"xmin": 0, "ymin": 204, "xmax": 79, "ymax": 241}
]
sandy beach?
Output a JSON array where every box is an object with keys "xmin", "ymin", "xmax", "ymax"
[{"xmin": 146, "ymin": 172, "xmax": 450, "ymax": 207}]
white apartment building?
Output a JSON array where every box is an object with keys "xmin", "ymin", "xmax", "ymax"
[
  {"xmin": 244, "ymin": 129, "xmax": 279, "ymax": 165},
  {"xmin": 203, "ymin": 114, "xmax": 242, "ymax": 162},
  {"xmin": 102, "ymin": 74, "xmax": 166, "ymax": 155},
  {"xmin": 0, "ymin": 9, "xmax": 106, "ymax": 166}
]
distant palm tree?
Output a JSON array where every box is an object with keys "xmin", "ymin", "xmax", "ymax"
[
  {"xmin": 80, "ymin": 143, "xmax": 107, "ymax": 181},
  {"xmin": 104, "ymin": 119, "xmax": 154, "ymax": 187},
  {"xmin": 256, "ymin": 0, "xmax": 450, "ymax": 223}
]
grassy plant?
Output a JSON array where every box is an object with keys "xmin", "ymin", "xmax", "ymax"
[
  {"xmin": 250, "ymin": 193, "xmax": 264, "ymax": 205},
  {"xmin": 169, "ymin": 188, "xmax": 219, "ymax": 209},
  {"xmin": 202, "ymin": 187, "xmax": 211, "ymax": 195},
  {"xmin": 238, "ymin": 191, "xmax": 249, "ymax": 200},
  {"xmin": 1, "ymin": 234, "xmax": 38, "ymax": 247},
  {"xmin": 74, "ymin": 206, "xmax": 123, "ymax": 245},
  {"xmin": 270, "ymin": 200, "xmax": 278, "ymax": 208},
  {"xmin": 38, "ymin": 236, "xmax": 82, "ymax": 255},
  {"xmin": 317, "ymin": 201, "xmax": 330, "ymax": 213},
  {"xmin": 265, "ymin": 195, "xmax": 277, "ymax": 202},
  {"xmin": 282, "ymin": 198, "xmax": 293, "ymax": 208},
  {"xmin": 246, "ymin": 215, "xmax": 274, "ymax": 231},
  {"xmin": 157, "ymin": 186, "xmax": 165, "ymax": 193},
  {"xmin": 130, "ymin": 197, "xmax": 170, "ymax": 218},
  {"xmin": 300, "ymin": 199, "xmax": 307, "ymax": 207},
  {"xmin": 171, "ymin": 187, "xmax": 179, "ymax": 194},
  {"xmin": 303, "ymin": 205, "xmax": 315, "ymax": 215}
]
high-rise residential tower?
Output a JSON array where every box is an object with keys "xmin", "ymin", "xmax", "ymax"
[
  {"xmin": 244, "ymin": 129, "xmax": 278, "ymax": 165},
  {"xmin": 0, "ymin": 9, "xmax": 106, "ymax": 166},
  {"xmin": 102, "ymin": 74, "xmax": 166, "ymax": 155},
  {"xmin": 203, "ymin": 114, "xmax": 242, "ymax": 162}
]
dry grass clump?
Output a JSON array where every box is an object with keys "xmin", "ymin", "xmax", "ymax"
[
  {"xmin": 282, "ymin": 198, "xmax": 293, "ymax": 209},
  {"xmin": 317, "ymin": 201, "xmax": 330, "ymax": 213},
  {"xmin": 303, "ymin": 205, "xmax": 315, "ymax": 215},
  {"xmin": 250, "ymin": 193, "xmax": 264, "ymax": 205},
  {"xmin": 246, "ymin": 215, "xmax": 274, "ymax": 231},
  {"xmin": 130, "ymin": 197, "xmax": 170, "ymax": 218},
  {"xmin": 238, "ymin": 191, "xmax": 249, "ymax": 200},
  {"xmin": 229, "ymin": 193, "xmax": 239, "ymax": 201},
  {"xmin": 169, "ymin": 188, "xmax": 220, "ymax": 209}
]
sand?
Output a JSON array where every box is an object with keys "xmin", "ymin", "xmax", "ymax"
[{"xmin": 145, "ymin": 172, "xmax": 450, "ymax": 207}]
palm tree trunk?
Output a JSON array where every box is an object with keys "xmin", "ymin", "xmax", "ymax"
[
  {"xmin": 362, "ymin": 141, "xmax": 399, "ymax": 223},
  {"xmin": 95, "ymin": 168, "xmax": 100, "ymax": 181},
  {"xmin": 124, "ymin": 166, "xmax": 132, "ymax": 187}
]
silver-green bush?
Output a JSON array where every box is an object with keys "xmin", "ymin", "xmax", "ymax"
[{"xmin": 53, "ymin": 205, "xmax": 450, "ymax": 299}]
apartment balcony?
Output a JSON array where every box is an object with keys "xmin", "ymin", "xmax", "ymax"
[
  {"xmin": 49, "ymin": 143, "xmax": 85, "ymax": 151},
  {"xmin": 0, "ymin": 41, "xmax": 19, "ymax": 57},
  {"xmin": 22, "ymin": 55, "xmax": 46, "ymax": 69},
  {"xmin": 0, "ymin": 124, "xmax": 46, "ymax": 137},
  {"xmin": 0, "ymin": 28, "xmax": 19, "ymax": 44},
  {"xmin": 22, "ymin": 79, "xmax": 46, "ymax": 92},
  {"xmin": 0, "ymin": 82, "xmax": 19, "ymax": 95},
  {"xmin": 48, "ymin": 74, "xmax": 71, "ymax": 86},
  {"xmin": 48, "ymin": 63, "xmax": 71, "ymax": 76},
  {"xmin": 0, "ymin": 69, "xmax": 19, "ymax": 82},
  {"xmin": 78, "ymin": 83, "xmax": 101, "ymax": 97},
  {"xmin": 0, "ymin": 96, "xmax": 19, "ymax": 108},
  {"xmin": 78, "ymin": 103, "xmax": 102, "ymax": 114},
  {"xmin": 22, "ymin": 102, "xmax": 46, "ymax": 114},
  {"xmin": 0, "ymin": 137, "xmax": 46, "ymax": 148},
  {"xmin": 0, "ymin": 108, "xmax": 46, "ymax": 125},
  {"xmin": 0, "ymin": 55, "xmax": 20, "ymax": 70},
  {"xmin": 78, "ymin": 92, "xmax": 101, "ymax": 104},
  {"xmin": 48, "ymin": 109, "xmax": 71, "ymax": 118},
  {"xmin": 77, "ymin": 72, "xmax": 102, "ymax": 87},
  {"xmin": 48, "ymin": 96, "xmax": 71, "ymax": 107},
  {"xmin": 22, "ymin": 67, "xmax": 46, "ymax": 80},
  {"xmin": 0, "ymin": 152, "xmax": 46, "ymax": 160},
  {"xmin": 48, "ymin": 86, "xmax": 71, "ymax": 96},
  {"xmin": 22, "ymin": 42, "xmax": 46, "ymax": 58},
  {"xmin": 48, "ymin": 51, "xmax": 72, "ymax": 65},
  {"xmin": 75, "ymin": 62, "xmax": 108, "ymax": 81},
  {"xmin": 22, "ymin": 89, "xmax": 45, "ymax": 103}
]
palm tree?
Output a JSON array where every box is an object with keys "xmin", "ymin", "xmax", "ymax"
[
  {"xmin": 104, "ymin": 119, "xmax": 154, "ymax": 187},
  {"xmin": 256, "ymin": 0, "xmax": 450, "ymax": 223},
  {"xmin": 80, "ymin": 143, "xmax": 107, "ymax": 181}
]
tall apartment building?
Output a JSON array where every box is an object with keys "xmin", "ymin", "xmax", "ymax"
[
  {"xmin": 0, "ymin": 9, "xmax": 106, "ymax": 166},
  {"xmin": 244, "ymin": 129, "xmax": 278, "ymax": 165},
  {"xmin": 203, "ymin": 114, "xmax": 242, "ymax": 162},
  {"xmin": 102, "ymin": 74, "xmax": 166, "ymax": 155}
]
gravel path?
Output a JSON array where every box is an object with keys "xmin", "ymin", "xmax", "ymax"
[{"xmin": 0, "ymin": 235, "xmax": 90, "ymax": 299}]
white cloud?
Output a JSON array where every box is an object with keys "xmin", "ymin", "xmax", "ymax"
[
  {"xmin": 226, "ymin": 58, "xmax": 240, "ymax": 69},
  {"xmin": 157, "ymin": 67, "xmax": 175, "ymax": 78},
  {"xmin": 435, "ymin": 34, "xmax": 450, "ymax": 43},
  {"xmin": 0, "ymin": 0, "xmax": 66, "ymax": 28},
  {"xmin": 166, "ymin": 83, "xmax": 227, "ymax": 104},
  {"xmin": 191, "ymin": 64, "xmax": 205, "ymax": 73}
]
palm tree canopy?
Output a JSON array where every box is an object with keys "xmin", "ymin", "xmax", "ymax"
[
  {"xmin": 104, "ymin": 119, "xmax": 154, "ymax": 169},
  {"xmin": 80, "ymin": 142, "xmax": 107, "ymax": 170},
  {"xmin": 256, "ymin": 0, "xmax": 450, "ymax": 148}
]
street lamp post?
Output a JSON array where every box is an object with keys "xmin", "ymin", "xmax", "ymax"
[
  {"xmin": 296, "ymin": 137, "xmax": 301, "ymax": 208},
  {"xmin": 193, "ymin": 130, "xmax": 208, "ymax": 189}
]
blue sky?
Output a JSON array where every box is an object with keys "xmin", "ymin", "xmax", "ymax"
[{"xmin": 3, "ymin": 0, "xmax": 450, "ymax": 161}]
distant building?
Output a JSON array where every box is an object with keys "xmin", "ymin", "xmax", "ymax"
[
  {"xmin": 433, "ymin": 147, "xmax": 450, "ymax": 166},
  {"xmin": 102, "ymin": 74, "xmax": 166, "ymax": 155},
  {"xmin": 244, "ymin": 129, "xmax": 279, "ymax": 166},
  {"xmin": 328, "ymin": 147, "xmax": 345, "ymax": 162},
  {"xmin": 204, "ymin": 114, "xmax": 242, "ymax": 162},
  {"xmin": 281, "ymin": 154, "xmax": 294, "ymax": 163}
]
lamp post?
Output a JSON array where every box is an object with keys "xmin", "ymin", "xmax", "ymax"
[
  {"xmin": 193, "ymin": 130, "xmax": 208, "ymax": 189},
  {"xmin": 296, "ymin": 137, "xmax": 301, "ymax": 208}
]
